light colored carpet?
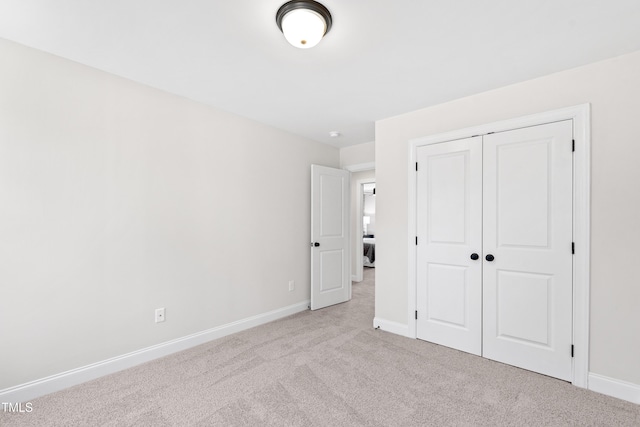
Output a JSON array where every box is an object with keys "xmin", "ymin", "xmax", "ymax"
[{"xmin": 2, "ymin": 267, "xmax": 639, "ymax": 426}]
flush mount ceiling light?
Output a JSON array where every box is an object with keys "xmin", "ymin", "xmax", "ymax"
[{"xmin": 276, "ymin": 1, "xmax": 332, "ymax": 49}]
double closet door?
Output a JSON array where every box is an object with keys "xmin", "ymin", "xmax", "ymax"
[{"xmin": 416, "ymin": 120, "xmax": 573, "ymax": 381}]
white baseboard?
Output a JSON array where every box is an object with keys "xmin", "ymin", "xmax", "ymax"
[
  {"xmin": 373, "ymin": 317, "xmax": 410, "ymax": 337},
  {"xmin": 0, "ymin": 300, "xmax": 310, "ymax": 404},
  {"xmin": 588, "ymin": 373, "xmax": 640, "ymax": 404}
]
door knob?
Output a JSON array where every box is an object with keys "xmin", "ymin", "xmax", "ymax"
[
  {"xmin": 470, "ymin": 253, "xmax": 479, "ymax": 260},
  {"xmin": 314, "ymin": 242, "xmax": 320, "ymax": 247},
  {"xmin": 485, "ymin": 254, "xmax": 495, "ymax": 262}
]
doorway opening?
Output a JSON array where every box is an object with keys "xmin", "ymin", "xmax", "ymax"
[{"xmin": 354, "ymin": 178, "xmax": 376, "ymax": 282}]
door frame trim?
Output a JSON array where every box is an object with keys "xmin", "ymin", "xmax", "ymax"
[{"xmin": 407, "ymin": 104, "xmax": 590, "ymax": 388}]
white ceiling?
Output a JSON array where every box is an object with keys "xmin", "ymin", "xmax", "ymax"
[{"xmin": 1, "ymin": 1, "xmax": 640, "ymax": 148}]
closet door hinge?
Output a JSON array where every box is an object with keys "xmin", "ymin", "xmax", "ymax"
[
  {"xmin": 415, "ymin": 236, "xmax": 418, "ymax": 245},
  {"xmin": 572, "ymin": 139, "xmax": 575, "ymax": 152},
  {"xmin": 415, "ymin": 310, "xmax": 418, "ymax": 320},
  {"xmin": 572, "ymin": 242, "xmax": 575, "ymax": 254},
  {"xmin": 415, "ymin": 162, "xmax": 418, "ymax": 171},
  {"xmin": 571, "ymin": 344, "xmax": 574, "ymax": 358}
]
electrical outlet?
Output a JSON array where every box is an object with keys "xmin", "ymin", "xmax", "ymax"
[
  {"xmin": 155, "ymin": 308, "xmax": 166, "ymax": 323},
  {"xmin": 288, "ymin": 280, "xmax": 295, "ymax": 291}
]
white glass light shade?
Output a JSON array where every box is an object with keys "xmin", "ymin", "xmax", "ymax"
[{"xmin": 281, "ymin": 8, "xmax": 327, "ymax": 49}]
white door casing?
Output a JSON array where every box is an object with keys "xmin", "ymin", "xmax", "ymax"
[
  {"xmin": 482, "ymin": 121, "xmax": 573, "ymax": 381},
  {"xmin": 416, "ymin": 137, "xmax": 483, "ymax": 355},
  {"xmin": 311, "ymin": 165, "xmax": 351, "ymax": 310}
]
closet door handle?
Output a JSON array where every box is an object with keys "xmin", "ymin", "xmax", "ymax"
[
  {"xmin": 485, "ymin": 254, "xmax": 495, "ymax": 262},
  {"xmin": 470, "ymin": 253, "xmax": 479, "ymax": 260}
]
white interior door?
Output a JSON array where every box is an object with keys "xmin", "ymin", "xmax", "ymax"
[
  {"xmin": 311, "ymin": 165, "xmax": 350, "ymax": 310},
  {"xmin": 416, "ymin": 137, "xmax": 483, "ymax": 355},
  {"xmin": 482, "ymin": 121, "xmax": 573, "ymax": 381}
]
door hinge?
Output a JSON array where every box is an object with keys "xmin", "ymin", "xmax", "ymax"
[
  {"xmin": 572, "ymin": 139, "xmax": 575, "ymax": 152},
  {"xmin": 415, "ymin": 310, "xmax": 418, "ymax": 320},
  {"xmin": 415, "ymin": 236, "xmax": 418, "ymax": 245},
  {"xmin": 415, "ymin": 162, "xmax": 418, "ymax": 171},
  {"xmin": 373, "ymin": 188, "xmax": 375, "ymax": 195},
  {"xmin": 572, "ymin": 242, "xmax": 575, "ymax": 254},
  {"xmin": 571, "ymin": 344, "xmax": 574, "ymax": 358}
]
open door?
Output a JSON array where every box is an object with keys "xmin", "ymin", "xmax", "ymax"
[{"xmin": 310, "ymin": 165, "xmax": 350, "ymax": 310}]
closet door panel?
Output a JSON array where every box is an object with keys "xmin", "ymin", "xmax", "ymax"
[
  {"xmin": 416, "ymin": 136, "xmax": 482, "ymax": 355},
  {"xmin": 482, "ymin": 120, "xmax": 573, "ymax": 381}
]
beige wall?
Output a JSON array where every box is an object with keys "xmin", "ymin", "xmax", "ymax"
[
  {"xmin": 340, "ymin": 141, "xmax": 375, "ymax": 168},
  {"xmin": 0, "ymin": 39, "xmax": 339, "ymax": 389},
  {"xmin": 375, "ymin": 50, "xmax": 640, "ymax": 385}
]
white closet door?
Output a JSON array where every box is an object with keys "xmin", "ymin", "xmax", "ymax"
[
  {"xmin": 482, "ymin": 121, "xmax": 573, "ymax": 381},
  {"xmin": 416, "ymin": 137, "xmax": 483, "ymax": 355}
]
